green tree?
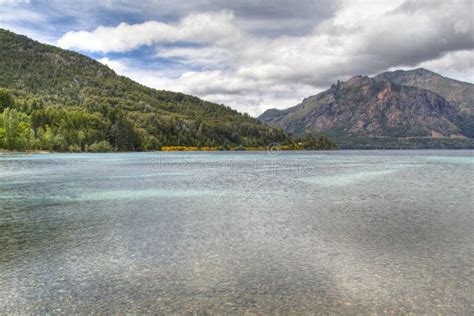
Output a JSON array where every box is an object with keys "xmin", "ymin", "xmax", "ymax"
[
  {"xmin": 88, "ymin": 140, "xmax": 113, "ymax": 152},
  {"xmin": 0, "ymin": 112, "xmax": 4, "ymax": 147},
  {"xmin": 18, "ymin": 121, "xmax": 35, "ymax": 150},
  {"xmin": 108, "ymin": 109, "xmax": 141, "ymax": 151},
  {"xmin": 3, "ymin": 108, "xmax": 20, "ymax": 150},
  {"xmin": 144, "ymin": 135, "xmax": 160, "ymax": 150},
  {"xmin": 42, "ymin": 127, "xmax": 54, "ymax": 150},
  {"xmin": 37, "ymin": 127, "xmax": 48, "ymax": 150},
  {"xmin": 0, "ymin": 90, "xmax": 14, "ymax": 112},
  {"xmin": 1, "ymin": 108, "xmax": 36, "ymax": 150},
  {"xmin": 52, "ymin": 133, "xmax": 67, "ymax": 151}
]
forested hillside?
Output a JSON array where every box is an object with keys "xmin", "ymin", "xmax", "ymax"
[{"xmin": 0, "ymin": 29, "xmax": 336, "ymax": 152}]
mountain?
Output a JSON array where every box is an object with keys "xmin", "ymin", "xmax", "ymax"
[
  {"xmin": 375, "ymin": 68, "xmax": 474, "ymax": 115},
  {"xmin": 259, "ymin": 72, "xmax": 474, "ymax": 149},
  {"xmin": 0, "ymin": 28, "xmax": 292, "ymax": 151}
]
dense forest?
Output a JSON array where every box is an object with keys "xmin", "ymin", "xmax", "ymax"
[
  {"xmin": 0, "ymin": 29, "xmax": 336, "ymax": 152},
  {"xmin": 0, "ymin": 89, "xmax": 336, "ymax": 151}
]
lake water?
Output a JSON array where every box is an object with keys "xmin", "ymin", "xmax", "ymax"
[{"xmin": 0, "ymin": 150, "xmax": 473, "ymax": 314}]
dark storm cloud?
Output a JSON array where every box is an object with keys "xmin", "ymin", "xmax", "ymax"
[
  {"xmin": 1, "ymin": 0, "xmax": 340, "ymax": 40},
  {"xmin": 99, "ymin": 0, "xmax": 341, "ymax": 36},
  {"xmin": 204, "ymin": 0, "xmax": 340, "ymax": 35},
  {"xmin": 355, "ymin": 0, "xmax": 474, "ymax": 75}
]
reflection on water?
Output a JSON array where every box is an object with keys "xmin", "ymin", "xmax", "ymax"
[{"xmin": 1, "ymin": 150, "xmax": 473, "ymax": 313}]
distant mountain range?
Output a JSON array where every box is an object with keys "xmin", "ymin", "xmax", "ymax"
[{"xmin": 259, "ymin": 68, "xmax": 474, "ymax": 149}]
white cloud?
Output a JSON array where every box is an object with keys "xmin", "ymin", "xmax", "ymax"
[
  {"xmin": 97, "ymin": 57, "xmax": 127, "ymax": 73},
  {"xmin": 416, "ymin": 50, "xmax": 474, "ymax": 83},
  {"xmin": 57, "ymin": 11, "xmax": 242, "ymax": 53},
  {"xmin": 0, "ymin": 0, "xmax": 30, "ymax": 4},
  {"xmin": 94, "ymin": 57, "xmax": 318, "ymax": 116},
  {"xmin": 155, "ymin": 46, "xmax": 233, "ymax": 69},
  {"xmin": 55, "ymin": 0, "xmax": 473, "ymax": 116}
]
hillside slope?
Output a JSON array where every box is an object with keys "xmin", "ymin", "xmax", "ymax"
[
  {"xmin": 0, "ymin": 28, "xmax": 290, "ymax": 151},
  {"xmin": 259, "ymin": 74, "xmax": 474, "ymax": 149}
]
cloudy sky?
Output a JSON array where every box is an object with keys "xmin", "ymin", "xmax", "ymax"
[{"xmin": 1, "ymin": 0, "xmax": 473, "ymax": 116}]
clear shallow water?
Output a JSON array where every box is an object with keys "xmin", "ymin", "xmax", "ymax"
[{"xmin": 0, "ymin": 150, "xmax": 473, "ymax": 314}]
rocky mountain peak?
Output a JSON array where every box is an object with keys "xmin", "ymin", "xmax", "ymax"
[{"xmin": 259, "ymin": 68, "xmax": 474, "ymax": 148}]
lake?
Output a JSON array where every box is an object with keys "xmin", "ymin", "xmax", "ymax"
[{"xmin": 0, "ymin": 150, "xmax": 473, "ymax": 313}]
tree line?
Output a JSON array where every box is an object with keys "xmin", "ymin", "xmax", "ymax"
[{"xmin": 0, "ymin": 89, "xmax": 336, "ymax": 152}]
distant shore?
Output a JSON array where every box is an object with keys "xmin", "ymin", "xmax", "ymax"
[
  {"xmin": 1, "ymin": 148, "xmax": 473, "ymax": 155},
  {"xmin": 0, "ymin": 144, "xmax": 338, "ymax": 154},
  {"xmin": 0, "ymin": 149, "xmax": 51, "ymax": 155},
  {"xmin": 0, "ymin": 147, "xmax": 300, "ymax": 154}
]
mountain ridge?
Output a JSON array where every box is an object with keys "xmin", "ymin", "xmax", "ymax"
[
  {"xmin": 0, "ymin": 28, "xmax": 300, "ymax": 151},
  {"xmin": 374, "ymin": 68, "xmax": 474, "ymax": 114},
  {"xmin": 259, "ymin": 70, "xmax": 474, "ymax": 148}
]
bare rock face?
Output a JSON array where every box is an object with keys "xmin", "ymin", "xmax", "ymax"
[
  {"xmin": 375, "ymin": 68, "xmax": 474, "ymax": 115},
  {"xmin": 259, "ymin": 72, "xmax": 472, "ymax": 141}
]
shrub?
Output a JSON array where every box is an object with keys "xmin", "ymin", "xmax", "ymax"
[
  {"xmin": 88, "ymin": 141, "xmax": 113, "ymax": 152},
  {"xmin": 67, "ymin": 145, "xmax": 81, "ymax": 152}
]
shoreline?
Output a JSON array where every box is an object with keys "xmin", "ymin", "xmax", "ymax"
[
  {"xmin": 1, "ymin": 148, "xmax": 473, "ymax": 155},
  {"xmin": 0, "ymin": 149, "xmax": 51, "ymax": 155}
]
